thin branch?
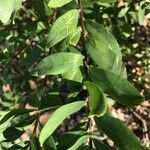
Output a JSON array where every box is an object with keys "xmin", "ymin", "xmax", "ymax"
[
  {"xmin": 78, "ymin": 0, "xmax": 89, "ymax": 80},
  {"xmin": 78, "ymin": 0, "xmax": 92, "ymax": 149},
  {"xmin": 1, "ymin": 50, "xmax": 23, "ymax": 73},
  {"xmin": 129, "ymin": 108, "xmax": 149, "ymax": 147}
]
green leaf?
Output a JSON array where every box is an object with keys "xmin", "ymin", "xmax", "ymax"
[
  {"xmin": 85, "ymin": 20, "xmax": 126, "ymax": 78},
  {"xmin": 3, "ymin": 127, "xmax": 24, "ymax": 142},
  {"xmin": 138, "ymin": 8, "xmax": 145, "ymax": 26},
  {"xmin": 11, "ymin": 114, "xmax": 37, "ymax": 127},
  {"xmin": 39, "ymin": 92, "xmax": 63, "ymax": 110},
  {"xmin": 0, "ymin": 109, "xmax": 34, "ymax": 125},
  {"xmin": 43, "ymin": 136, "xmax": 57, "ymax": 150},
  {"xmin": 118, "ymin": 7, "xmax": 129, "ymax": 18},
  {"xmin": 63, "ymin": 68, "xmax": 83, "ymax": 83},
  {"xmin": 30, "ymin": 135, "xmax": 39, "ymax": 150},
  {"xmin": 39, "ymin": 101, "xmax": 85, "ymax": 145},
  {"xmin": 68, "ymin": 135, "xmax": 90, "ymax": 150},
  {"xmin": 13, "ymin": 0, "xmax": 22, "ymax": 12},
  {"xmin": 84, "ymin": 81, "xmax": 107, "ymax": 116},
  {"xmin": 57, "ymin": 131, "xmax": 87, "ymax": 149},
  {"xmin": 0, "ymin": 0, "xmax": 22, "ymax": 24},
  {"xmin": 36, "ymin": 52, "xmax": 84, "ymax": 75},
  {"xmin": 48, "ymin": 0, "xmax": 73, "ymax": 8},
  {"xmin": 57, "ymin": 122, "xmax": 87, "ymax": 149},
  {"xmin": 86, "ymin": 20, "xmax": 121, "ymax": 58},
  {"xmin": 90, "ymin": 67, "xmax": 144, "ymax": 106},
  {"xmin": 67, "ymin": 27, "xmax": 81, "ymax": 46},
  {"xmin": 97, "ymin": 0, "xmax": 117, "ymax": 3},
  {"xmin": 93, "ymin": 139, "xmax": 111, "ymax": 150},
  {"xmin": 94, "ymin": 115, "xmax": 143, "ymax": 150},
  {"xmin": 47, "ymin": 9, "xmax": 79, "ymax": 47}
]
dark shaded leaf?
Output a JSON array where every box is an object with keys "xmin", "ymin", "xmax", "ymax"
[
  {"xmin": 90, "ymin": 67, "xmax": 144, "ymax": 106},
  {"xmin": 93, "ymin": 139, "xmax": 111, "ymax": 150},
  {"xmin": 43, "ymin": 136, "xmax": 57, "ymax": 150},
  {"xmin": 11, "ymin": 114, "xmax": 37, "ymax": 127},
  {"xmin": 39, "ymin": 92, "xmax": 63, "ymax": 110},
  {"xmin": 68, "ymin": 135, "xmax": 90, "ymax": 150},
  {"xmin": 84, "ymin": 81, "xmax": 107, "ymax": 116},
  {"xmin": 30, "ymin": 135, "xmax": 39, "ymax": 150},
  {"xmin": 0, "ymin": 109, "xmax": 34, "ymax": 125},
  {"xmin": 95, "ymin": 115, "xmax": 142, "ymax": 150},
  {"xmin": 57, "ymin": 122, "xmax": 87, "ymax": 149},
  {"xmin": 3, "ymin": 127, "xmax": 24, "ymax": 142}
]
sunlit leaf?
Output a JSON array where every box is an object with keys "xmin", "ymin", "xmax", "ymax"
[
  {"xmin": 48, "ymin": 0, "xmax": 73, "ymax": 8},
  {"xmin": 63, "ymin": 68, "xmax": 83, "ymax": 83},
  {"xmin": 67, "ymin": 27, "xmax": 81, "ymax": 46},
  {"xmin": 0, "ymin": 0, "xmax": 22, "ymax": 24},
  {"xmin": 97, "ymin": 0, "xmax": 117, "ymax": 3},
  {"xmin": 36, "ymin": 52, "xmax": 84, "ymax": 75},
  {"xmin": 39, "ymin": 101, "xmax": 85, "ymax": 145},
  {"xmin": 85, "ymin": 20, "xmax": 127, "ymax": 78},
  {"xmin": 118, "ymin": 7, "xmax": 129, "ymax": 18},
  {"xmin": 47, "ymin": 9, "xmax": 79, "ymax": 47}
]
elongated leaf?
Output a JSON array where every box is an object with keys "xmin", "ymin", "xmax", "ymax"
[
  {"xmin": 39, "ymin": 101, "xmax": 85, "ymax": 145},
  {"xmin": 39, "ymin": 92, "xmax": 63, "ymax": 109},
  {"xmin": 47, "ymin": 9, "xmax": 79, "ymax": 47},
  {"xmin": 138, "ymin": 8, "xmax": 145, "ymax": 26},
  {"xmin": 3, "ymin": 127, "xmax": 24, "ymax": 142},
  {"xmin": 43, "ymin": 136, "xmax": 57, "ymax": 150},
  {"xmin": 68, "ymin": 135, "xmax": 90, "ymax": 150},
  {"xmin": 97, "ymin": 0, "xmax": 117, "ymax": 3},
  {"xmin": 67, "ymin": 27, "xmax": 81, "ymax": 46},
  {"xmin": 93, "ymin": 139, "xmax": 111, "ymax": 150},
  {"xmin": 85, "ymin": 20, "xmax": 126, "ymax": 78},
  {"xmin": 84, "ymin": 81, "xmax": 107, "ymax": 116},
  {"xmin": 48, "ymin": 0, "xmax": 73, "ymax": 8},
  {"xmin": 57, "ymin": 122, "xmax": 87, "ymax": 149},
  {"xmin": 0, "ymin": 109, "xmax": 34, "ymax": 125},
  {"xmin": 57, "ymin": 131, "xmax": 87, "ymax": 149},
  {"xmin": 11, "ymin": 114, "xmax": 37, "ymax": 127},
  {"xmin": 36, "ymin": 52, "xmax": 84, "ymax": 75},
  {"xmin": 0, "ymin": 0, "xmax": 22, "ymax": 24},
  {"xmin": 86, "ymin": 20, "xmax": 121, "ymax": 58},
  {"xmin": 90, "ymin": 67, "xmax": 144, "ymax": 106},
  {"xmin": 30, "ymin": 135, "xmax": 39, "ymax": 150},
  {"xmin": 63, "ymin": 68, "xmax": 83, "ymax": 83},
  {"xmin": 118, "ymin": 7, "xmax": 129, "ymax": 18},
  {"xmin": 94, "ymin": 115, "xmax": 142, "ymax": 150}
]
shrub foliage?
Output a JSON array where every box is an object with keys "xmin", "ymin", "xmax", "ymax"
[{"xmin": 0, "ymin": 0, "xmax": 149, "ymax": 149}]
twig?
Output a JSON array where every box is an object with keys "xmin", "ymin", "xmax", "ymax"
[
  {"xmin": 78, "ymin": 0, "xmax": 92, "ymax": 149},
  {"xmin": 78, "ymin": 0, "xmax": 89, "ymax": 80},
  {"xmin": 1, "ymin": 50, "xmax": 23, "ymax": 73},
  {"xmin": 129, "ymin": 108, "xmax": 149, "ymax": 147}
]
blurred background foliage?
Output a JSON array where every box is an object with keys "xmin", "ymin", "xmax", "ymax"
[{"xmin": 0, "ymin": 0, "xmax": 149, "ymax": 149}]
